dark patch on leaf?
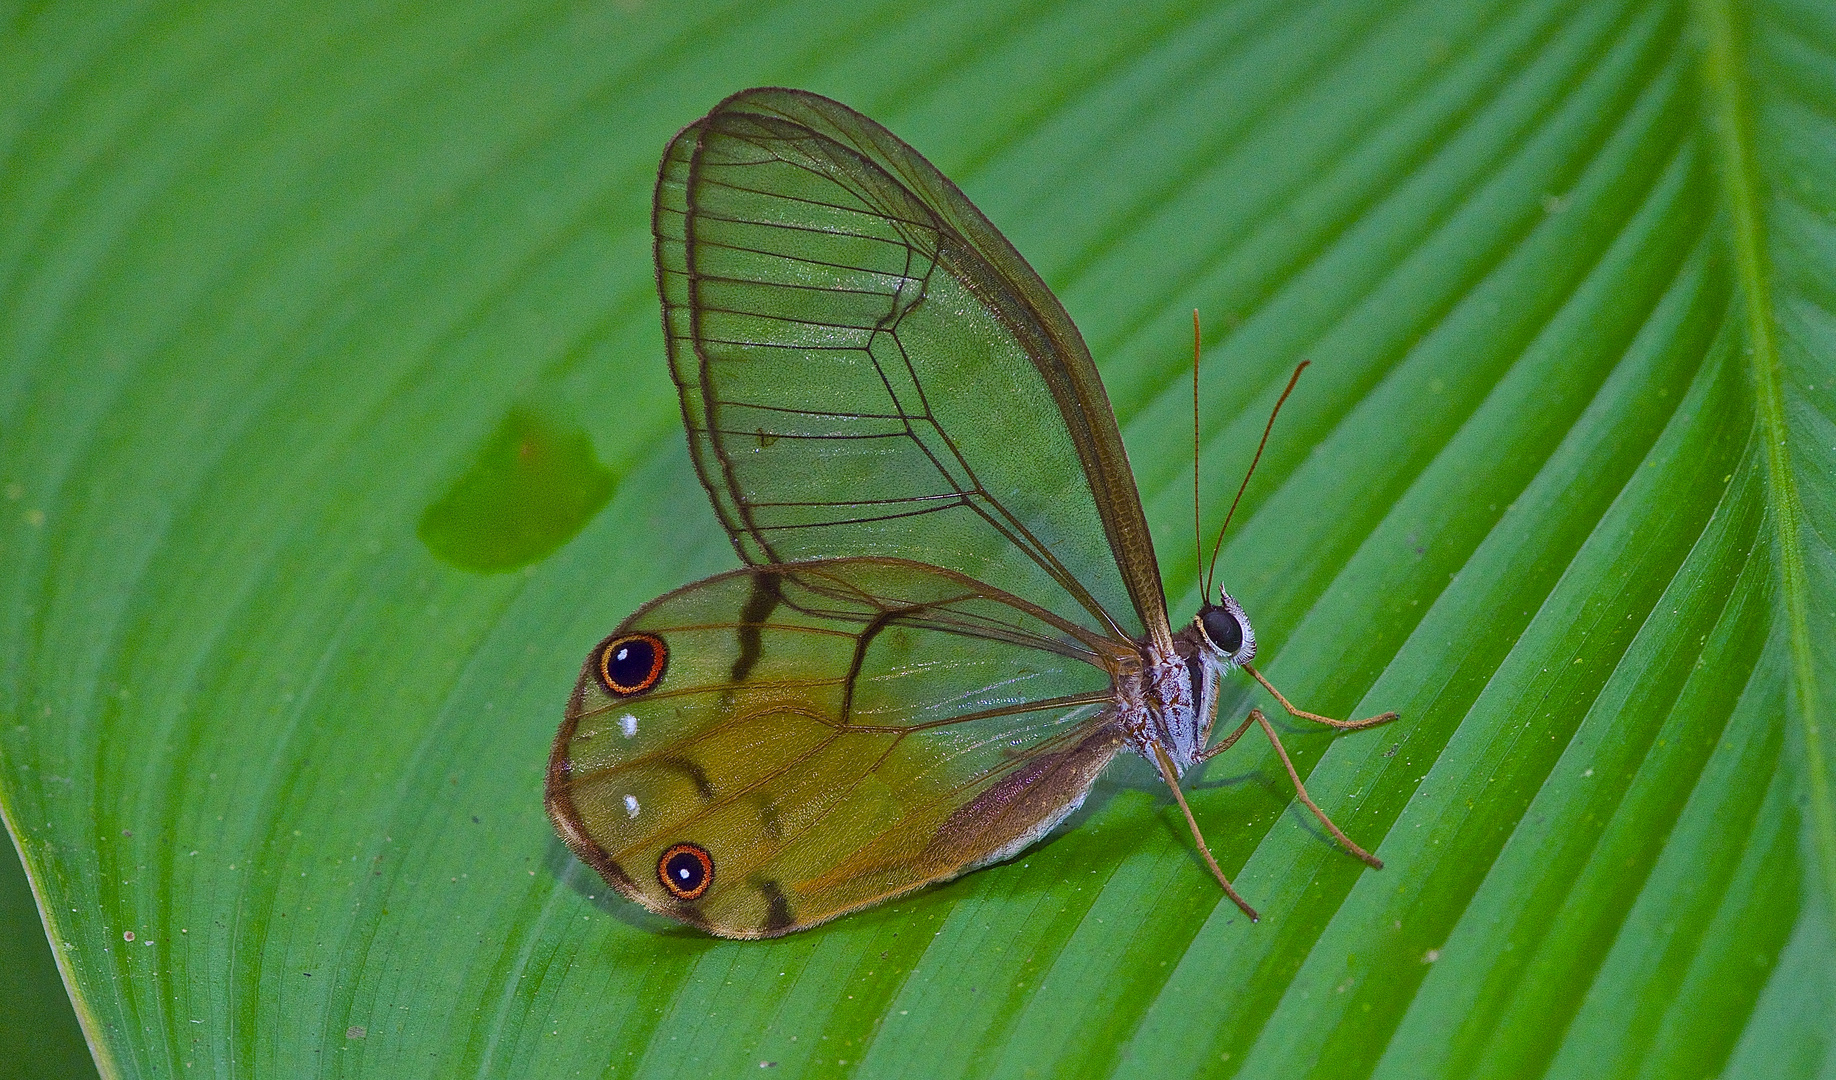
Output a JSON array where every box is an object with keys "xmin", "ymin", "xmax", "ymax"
[{"xmin": 418, "ymin": 405, "xmax": 616, "ymax": 573}]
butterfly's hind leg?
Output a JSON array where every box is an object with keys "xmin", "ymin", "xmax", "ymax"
[{"xmin": 1151, "ymin": 742, "xmax": 1260, "ymax": 922}]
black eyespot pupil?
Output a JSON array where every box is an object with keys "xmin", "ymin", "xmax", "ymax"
[
  {"xmin": 664, "ymin": 850, "xmax": 705, "ymax": 890},
  {"xmin": 1203, "ymin": 608, "xmax": 1243, "ymax": 654},
  {"xmin": 605, "ymin": 637, "xmax": 655, "ymax": 686}
]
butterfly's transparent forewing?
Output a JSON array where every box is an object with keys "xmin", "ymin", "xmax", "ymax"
[{"xmin": 654, "ymin": 88, "xmax": 1170, "ymax": 648}]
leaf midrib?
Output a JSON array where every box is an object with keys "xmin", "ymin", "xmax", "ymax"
[{"xmin": 1689, "ymin": 0, "xmax": 1834, "ymax": 912}]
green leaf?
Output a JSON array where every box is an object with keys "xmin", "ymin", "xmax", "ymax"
[{"xmin": 2, "ymin": 0, "xmax": 1831, "ymax": 1077}]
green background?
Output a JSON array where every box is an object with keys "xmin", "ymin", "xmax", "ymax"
[{"xmin": 3, "ymin": 0, "xmax": 1833, "ymax": 1077}]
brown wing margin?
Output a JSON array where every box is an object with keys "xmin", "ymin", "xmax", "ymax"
[{"xmin": 653, "ymin": 87, "xmax": 1173, "ymax": 651}]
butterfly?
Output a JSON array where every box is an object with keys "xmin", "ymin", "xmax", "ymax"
[{"xmin": 545, "ymin": 87, "xmax": 1396, "ymax": 938}]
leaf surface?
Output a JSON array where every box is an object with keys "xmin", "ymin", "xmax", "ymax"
[{"xmin": 1, "ymin": 0, "xmax": 1832, "ymax": 1077}]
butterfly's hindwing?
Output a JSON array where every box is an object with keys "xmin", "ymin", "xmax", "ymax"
[{"xmin": 546, "ymin": 558, "xmax": 1125, "ymax": 937}]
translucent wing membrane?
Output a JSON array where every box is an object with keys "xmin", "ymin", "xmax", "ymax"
[
  {"xmin": 545, "ymin": 559, "xmax": 1126, "ymax": 938},
  {"xmin": 656, "ymin": 87, "xmax": 1169, "ymax": 646}
]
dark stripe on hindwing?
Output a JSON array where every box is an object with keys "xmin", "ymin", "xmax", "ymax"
[
  {"xmin": 758, "ymin": 799, "xmax": 784, "ymax": 841},
  {"xmin": 660, "ymin": 754, "xmax": 717, "ymax": 801},
  {"xmin": 758, "ymin": 880, "xmax": 795, "ymax": 934},
  {"xmin": 840, "ymin": 602, "xmax": 934, "ymax": 725},
  {"xmin": 731, "ymin": 570, "xmax": 784, "ymax": 681}
]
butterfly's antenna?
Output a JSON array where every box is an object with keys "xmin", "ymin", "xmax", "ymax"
[
  {"xmin": 1192, "ymin": 310, "xmax": 1205, "ymax": 600},
  {"xmin": 1203, "ymin": 360, "xmax": 1310, "ymax": 599}
]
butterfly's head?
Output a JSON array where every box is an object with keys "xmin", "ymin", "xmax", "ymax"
[{"xmin": 1193, "ymin": 594, "xmax": 1257, "ymax": 668}]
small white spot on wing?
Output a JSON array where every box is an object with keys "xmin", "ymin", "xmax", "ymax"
[
  {"xmin": 620, "ymin": 713, "xmax": 638, "ymax": 738},
  {"xmin": 624, "ymin": 794, "xmax": 640, "ymax": 819}
]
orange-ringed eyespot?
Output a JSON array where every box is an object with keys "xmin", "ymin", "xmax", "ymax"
[
  {"xmin": 597, "ymin": 632, "xmax": 667, "ymax": 697},
  {"xmin": 658, "ymin": 843, "xmax": 713, "ymax": 900}
]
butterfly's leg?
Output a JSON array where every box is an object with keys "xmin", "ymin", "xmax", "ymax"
[
  {"xmin": 1150, "ymin": 742, "xmax": 1259, "ymax": 922},
  {"xmin": 1224, "ymin": 707, "xmax": 1384, "ymax": 869},
  {"xmin": 1196, "ymin": 710, "xmax": 1260, "ymax": 762},
  {"xmin": 1242, "ymin": 663, "xmax": 1398, "ymax": 730}
]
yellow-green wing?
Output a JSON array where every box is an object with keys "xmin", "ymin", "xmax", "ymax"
[
  {"xmin": 545, "ymin": 558, "xmax": 1127, "ymax": 938},
  {"xmin": 655, "ymin": 87, "xmax": 1170, "ymax": 649}
]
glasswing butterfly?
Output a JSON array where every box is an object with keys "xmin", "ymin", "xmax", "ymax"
[{"xmin": 546, "ymin": 88, "xmax": 1395, "ymax": 938}]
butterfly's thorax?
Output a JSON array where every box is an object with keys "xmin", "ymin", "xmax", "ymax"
[{"xmin": 1118, "ymin": 624, "xmax": 1220, "ymax": 778}]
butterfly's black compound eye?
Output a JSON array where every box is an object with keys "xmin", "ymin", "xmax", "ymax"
[
  {"xmin": 597, "ymin": 632, "xmax": 667, "ymax": 697},
  {"xmin": 1199, "ymin": 605, "xmax": 1244, "ymax": 655},
  {"xmin": 657, "ymin": 843, "xmax": 713, "ymax": 900}
]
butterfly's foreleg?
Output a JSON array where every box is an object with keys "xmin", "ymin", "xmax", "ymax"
[
  {"xmin": 1242, "ymin": 663, "xmax": 1398, "ymax": 730},
  {"xmin": 1229, "ymin": 707, "xmax": 1384, "ymax": 870},
  {"xmin": 1150, "ymin": 742, "xmax": 1259, "ymax": 922}
]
